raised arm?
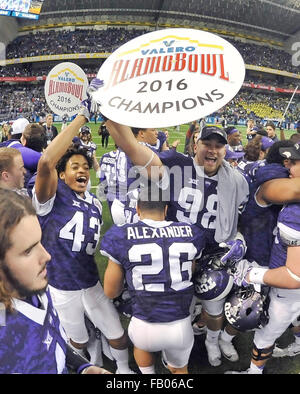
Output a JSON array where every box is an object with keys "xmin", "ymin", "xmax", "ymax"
[
  {"xmin": 35, "ymin": 115, "xmax": 87, "ymax": 203},
  {"xmin": 106, "ymin": 120, "xmax": 164, "ymax": 180},
  {"xmin": 257, "ymin": 177, "xmax": 300, "ymax": 205}
]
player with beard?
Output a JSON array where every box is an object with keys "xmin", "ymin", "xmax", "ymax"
[
  {"xmin": 0, "ymin": 188, "xmax": 111, "ymax": 374},
  {"xmin": 105, "ymin": 116, "xmax": 249, "ymax": 368}
]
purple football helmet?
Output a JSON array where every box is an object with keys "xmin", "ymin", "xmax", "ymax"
[
  {"xmin": 193, "ymin": 248, "xmax": 234, "ymax": 301},
  {"xmin": 224, "ymin": 285, "xmax": 269, "ymax": 331},
  {"xmin": 113, "ymin": 289, "xmax": 132, "ymax": 318},
  {"xmin": 194, "ymin": 268, "xmax": 234, "ymax": 301}
]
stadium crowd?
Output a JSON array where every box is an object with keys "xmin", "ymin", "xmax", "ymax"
[
  {"xmin": 4, "ymin": 27, "xmax": 299, "ymax": 74},
  {"xmin": 0, "ymin": 22, "xmax": 300, "ymax": 377}
]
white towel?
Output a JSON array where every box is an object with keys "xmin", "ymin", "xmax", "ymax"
[{"xmin": 214, "ymin": 160, "xmax": 249, "ymax": 243}]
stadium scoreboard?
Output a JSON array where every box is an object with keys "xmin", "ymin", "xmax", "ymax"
[{"xmin": 0, "ymin": 0, "xmax": 44, "ymax": 20}]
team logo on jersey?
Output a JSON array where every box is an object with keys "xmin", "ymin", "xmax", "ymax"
[
  {"xmin": 43, "ymin": 330, "xmax": 53, "ymax": 351},
  {"xmin": 188, "ymin": 178, "xmax": 199, "ymax": 185},
  {"xmin": 72, "ymin": 200, "xmax": 81, "ymax": 208}
]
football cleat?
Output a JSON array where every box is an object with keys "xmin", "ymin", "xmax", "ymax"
[
  {"xmin": 192, "ymin": 322, "xmax": 207, "ymax": 336},
  {"xmin": 272, "ymin": 342, "xmax": 300, "ymax": 358},
  {"xmin": 225, "ymin": 368, "xmax": 261, "ymax": 374},
  {"xmin": 219, "ymin": 339, "xmax": 239, "ymax": 362},
  {"xmin": 205, "ymin": 339, "xmax": 222, "ymax": 367}
]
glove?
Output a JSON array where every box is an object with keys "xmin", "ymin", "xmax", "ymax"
[
  {"xmin": 219, "ymin": 239, "xmax": 246, "ymax": 265},
  {"xmin": 78, "ymin": 78, "xmax": 104, "ymax": 122},
  {"xmin": 230, "ymin": 260, "xmax": 261, "ymax": 291}
]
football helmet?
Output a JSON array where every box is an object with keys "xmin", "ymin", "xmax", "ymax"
[
  {"xmin": 224, "ymin": 285, "xmax": 269, "ymax": 331},
  {"xmin": 79, "ymin": 125, "xmax": 91, "ymax": 134},
  {"xmin": 193, "ymin": 248, "xmax": 234, "ymax": 301}
]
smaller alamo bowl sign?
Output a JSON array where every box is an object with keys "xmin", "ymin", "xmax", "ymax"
[
  {"xmin": 44, "ymin": 62, "xmax": 88, "ymax": 117},
  {"xmin": 93, "ymin": 28, "xmax": 245, "ymax": 128}
]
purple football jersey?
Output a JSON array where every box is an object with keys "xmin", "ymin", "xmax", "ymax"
[
  {"xmin": 32, "ymin": 179, "xmax": 102, "ymax": 290},
  {"xmin": 0, "ymin": 290, "xmax": 68, "ymax": 374},
  {"xmin": 0, "ymin": 139, "xmax": 41, "ymax": 171},
  {"xmin": 240, "ymin": 163, "xmax": 290, "ymax": 266},
  {"xmin": 72, "ymin": 137, "xmax": 97, "ymax": 158},
  {"xmin": 270, "ymin": 203, "xmax": 300, "ymax": 269},
  {"xmin": 145, "ymin": 130, "xmax": 166, "ymax": 152},
  {"xmin": 98, "ymin": 150, "xmax": 118, "ymax": 207},
  {"xmin": 159, "ymin": 150, "xmax": 219, "ymax": 245},
  {"xmin": 100, "ymin": 219, "xmax": 206, "ymax": 323}
]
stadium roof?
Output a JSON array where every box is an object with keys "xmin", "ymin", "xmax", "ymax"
[{"xmin": 21, "ymin": 0, "xmax": 300, "ymax": 43}]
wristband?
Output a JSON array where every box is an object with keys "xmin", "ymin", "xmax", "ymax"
[
  {"xmin": 248, "ymin": 267, "xmax": 268, "ymax": 285},
  {"xmin": 139, "ymin": 151, "xmax": 155, "ymax": 171}
]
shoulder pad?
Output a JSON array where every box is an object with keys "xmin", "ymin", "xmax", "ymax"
[
  {"xmin": 279, "ymin": 225, "xmax": 300, "ymax": 247},
  {"xmin": 255, "ymin": 163, "xmax": 289, "ymax": 187}
]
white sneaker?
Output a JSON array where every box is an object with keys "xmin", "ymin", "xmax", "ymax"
[
  {"xmin": 225, "ymin": 368, "xmax": 261, "ymax": 374},
  {"xmin": 205, "ymin": 339, "xmax": 221, "ymax": 367},
  {"xmin": 192, "ymin": 322, "xmax": 207, "ymax": 336},
  {"xmin": 219, "ymin": 339, "xmax": 239, "ymax": 362},
  {"xmin": 273, "ymin": 342, "xmax": 300, "ymax": 358}
]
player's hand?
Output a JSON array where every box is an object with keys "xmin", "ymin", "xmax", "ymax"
[
  {"xmin": 78, "ymin": 78, "xmax": 104, "ymax": 122},
  {"xmin": 230, "ymin": 260, "xmax": 261, "ymax": 291},
  {"xmin": 82, "ymin": 365, "xmax": 112, "ymax": 374},
  {"xmin": 86, "ymin": 78, "xmax": 104, "ymax": 96},
  {"xmin": 230, "ymin": 259, "xmax": 252, "ymax": 287},
  {"xmin": 219, "ymin": 239, "xmax": 246, "ymax": 265}
]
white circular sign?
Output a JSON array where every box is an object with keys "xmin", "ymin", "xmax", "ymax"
[
  {"xmin": 44, "ymin": 62, "xmax": 88, "ymax": 117},
  {"xmin": 93, "ymin": 28, "xmax": 245, "ymax": 128}
]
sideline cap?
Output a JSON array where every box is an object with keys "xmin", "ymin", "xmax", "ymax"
[
  {"xmin": 261, "ymin": 136, "xmax": 274, "ymax": 152},
  {"xmin": 197, "ymin": 126, "xmax": 228, "ymax": 144},
  {"xmin": 225, "ymin": 145, "xmax": 244, "ymax": 160},
  {"xmin": 11, "ymin": 118, "xmax": 29, "ymax": 135},
  {"xmin": 279, "ymin": 143, "xmax": 300, "ymax": 160}
]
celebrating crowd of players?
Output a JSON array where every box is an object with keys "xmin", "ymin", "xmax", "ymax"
[{"xmin": 0, "ymin": 78, "xmax": 300, "ymax": 375}]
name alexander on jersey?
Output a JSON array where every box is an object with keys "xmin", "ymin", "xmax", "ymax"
[{"xmin": 127, "ymin": 225, "xmax": 193, "ymax": 240}]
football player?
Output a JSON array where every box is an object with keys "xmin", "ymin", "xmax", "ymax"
[
  {"xmin": 110, "ymin": 127, "xmax": 160, "ymax": 226},
  {"xmin": 105, "ymin": 115, "xmax": 249, "ymax": 367},
  {"xmin": 227, "ymin": 143, "xmax": 300, "ymax": 374},
  {"xmin": 0, "ymin": 147, "xmax": 27, "ymax": 195},
  {"xmin": 101, "ymin": 183, "xmax": 207, "ymax": 374},
  {"xmin": 0, "ymin": 188, "xmax": 110, "ymax": 374},
  {"xmin": 31, "ymin": 84, "xmax": 134, "ymax": 374},
  {"xmin": 97, "ymin": 147, "xmax": 118, "ymax": 216},
  {"xmin": 72, "ymin": 125, "xmax": 100, "ymax": 190}
]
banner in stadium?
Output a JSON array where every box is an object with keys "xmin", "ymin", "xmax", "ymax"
[
  {"xmin": 93, "ymin": 28, "xmax": 245, "ymax": 128},
  {"xmin": 243, "ymin": 82, "xmax": 300, "ymax": 94},
  {"xmin": 44, "ymin": 62, "xmax": 88, "ymax": 117}
]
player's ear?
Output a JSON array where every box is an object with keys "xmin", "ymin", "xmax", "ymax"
[
  {"xmin": 164, "ymin": 204, "xmax": 168, "ymax": 217},
  {"xmin": 59, "ymin": 171, "xmax": 65, "ymax": 180}
]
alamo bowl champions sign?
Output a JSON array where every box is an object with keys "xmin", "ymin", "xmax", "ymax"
[
  {"xmin": 44, "ymin": 62, "xmax": 88, "ymax": 117},
  {"xmin": 93, "ymin": 28, "xmax": 245, "ymax": 128}
]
